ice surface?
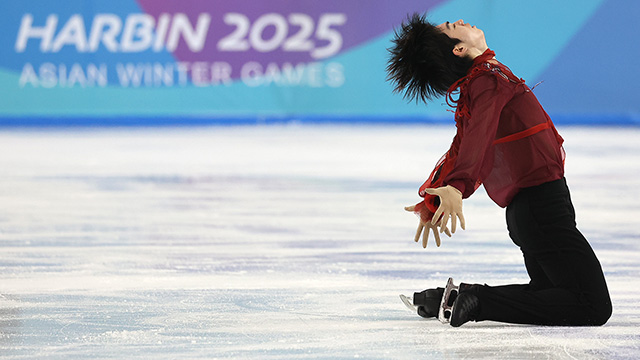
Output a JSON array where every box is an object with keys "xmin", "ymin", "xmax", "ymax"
[{"xmin": 0, "ymin": 125, "xmax": 639, "ymax": 359}]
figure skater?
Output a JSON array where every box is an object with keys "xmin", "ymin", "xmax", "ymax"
[{"xmin": 387, "ymin": 14, "xmax": 611, "ymax": 327}]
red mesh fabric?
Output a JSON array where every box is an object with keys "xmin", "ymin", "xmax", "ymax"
[
  {"xmin": 409, "ymin": 51, "xmax": 495, "ymax": 222},
  {"xmin": 410, "ymin": 49, "xmax": 565, "ymax": 220}
]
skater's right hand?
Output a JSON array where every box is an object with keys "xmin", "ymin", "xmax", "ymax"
[
  {"xmin": 425, "ymin": 185, "xmax": 465, "ymax": 234},
  {"xmin": 405, "ymin": 205, "xmax": 451, "ymax": 248}
]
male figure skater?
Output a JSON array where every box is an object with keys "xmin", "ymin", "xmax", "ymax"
[{"xmin": 387, "ymin": 14, "xmax": 612, "ymax": 327}]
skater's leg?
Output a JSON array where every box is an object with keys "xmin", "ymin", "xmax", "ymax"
[
  {"xmin": 474, "ymin": 284, "xmax": 600, "ymax": 325},
  {"xmin": 508, "ymin": 211, "xmax": 554, "ymax": 291},
  {"xmin": 474, "ymin": 178, "xmax": 611, "ymax": 326},
  {"xmin": 522, "ymin": 252, "xmax": 554, "ymax": 291}
]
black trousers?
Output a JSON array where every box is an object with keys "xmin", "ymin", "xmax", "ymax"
[{"xmin": 473, "ymin": 178, "xmax": 612, "ymax": 326}]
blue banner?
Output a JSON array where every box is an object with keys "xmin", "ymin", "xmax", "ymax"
[{"xmin": 0, "ymin": 0, "xmax": 637, "ymax": 126}]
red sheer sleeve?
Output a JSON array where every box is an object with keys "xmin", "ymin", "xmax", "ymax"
[{"xmin": 443, "ymin": 74, "xmax": 511, "ymax": 198}]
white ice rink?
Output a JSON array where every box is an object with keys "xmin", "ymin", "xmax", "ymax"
[{"xmin": 0, "ymin": 125, "xmax": 639, "ymax": 359}]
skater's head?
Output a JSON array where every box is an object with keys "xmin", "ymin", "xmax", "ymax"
[
  {"xmin": 387, "ymin": 14, "xmax": 487, "ymax": 103},
  {"xmin": 436, "ymin": 19, "xmax": 488, "ymax": 60}
]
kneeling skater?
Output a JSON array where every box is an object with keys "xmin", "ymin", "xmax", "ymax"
[{"xmin": 387, "ymin": 14, "xmax": 612, "ymax": 327}]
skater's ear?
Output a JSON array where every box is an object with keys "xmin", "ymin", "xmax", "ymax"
[{"xmin": 452, "ymin": 44, "xmax": 467, "ymax": 58}]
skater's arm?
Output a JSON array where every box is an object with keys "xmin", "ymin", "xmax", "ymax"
[
  {"xmin": 424, "ymin": 75, "xmax": 511, "ymax": 235},
  {"xmin": 444, "ymin": 74, "xmax": 511, "ymax": 197}
]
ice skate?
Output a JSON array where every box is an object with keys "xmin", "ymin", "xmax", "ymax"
[
  {"xmin": 414, "ymin": 287, "xmax": 444, "ymax": 318},
  {"xmin": 399, "ymin": 294, "xmax": 416, "ymax": 312},
  {"xmin": 450, "ymin": 292, "xmax": 480, "ymax": 327},
  {"xmin": 401, "ymin": 287, "xmax": 445, "ymax": 318},
  {"xmin": 437, "ymin": 277, "xmax": 459, "ymax": 323}
]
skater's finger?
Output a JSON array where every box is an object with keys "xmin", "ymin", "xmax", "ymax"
[
  {"xmin": 450, "ymin": 214, "xmax": 457, "ymax": 234},
  {"xmin": 443, "ymin": 226, "xmax": 452, "ymax": 237},
  {"xmin": 404, "ymin": 205, "xmax": 415, "ymax": 212},
  {"xmin": 422, "ymin": 225, "xmax": 430, "ymax": 248},
  {"xmin": 440, "ymin": 213, "xmax": 451, "ymax": 233},
  {"xmin": 433, "ymin": 226, "xmax": 441, "ymax": 247},
  {"xmin": 424, "ymin": 188, "xmax": 442, "ymax": 196},
  {"xmin": 432, "ymin": 206, "xmax": 444, "ymax": 225},
  {"xmin": 440, "ymin": 211, "xmax": 450, "ymax": 231},
  {"xmin": 424, "ymin": 188, "xmax": 440, "ymax": 196},
  {"xmin": 414, "ymin": 222, "xmax": 424, "ymax": 243},
  {"xmin": 459, "ymin": 212, "xmax": 466, "ymax": 230}
]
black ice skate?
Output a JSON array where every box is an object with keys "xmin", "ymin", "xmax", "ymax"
[
  {"xmin": 400, "ymin": 288, "xmax": 444, "ymax": 318},
  {"xmin": 450, "ymin": 292, "xmax": 480, "ymax": 327},
  {"xmin": 437, "ymin": 277, "xmax": 459, "ymax": 324}
]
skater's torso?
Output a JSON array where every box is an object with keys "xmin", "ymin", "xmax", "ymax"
[{"xmin": 444, "ymin": 61, "xmax": 565, "ymax": 208}]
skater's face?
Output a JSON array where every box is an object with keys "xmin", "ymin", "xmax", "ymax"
[{"xmin": 436, "ymin": 19, "xmax": 488, "ymax": 59}]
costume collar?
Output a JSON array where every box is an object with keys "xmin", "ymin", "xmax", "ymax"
[
  {"xmin": 472, "ymin": 48, "xmax": 496, "ymax": 66},
  {"xmin": 445, "ymin": 48, "xmax": 496, "ymax": 110}
]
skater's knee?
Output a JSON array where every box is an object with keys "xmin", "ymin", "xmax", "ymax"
[
  {"xmin": 590, "ymin": 301, "xmax": 612, "ymax": 326},
  {"xmin": 575, "ymin": 300, "xmax": 611, "ymax": 326}
]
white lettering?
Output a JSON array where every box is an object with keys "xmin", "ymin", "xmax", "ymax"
[
  {"xmin": 216, "ymin": 12, "xmax": 346, "ymax": 58},
  {"xmin": 15, "ymin": 14, "xmax": 58, "ymax": 52},
  {"xmin": 241, "ymin": 62, "xmax": 263, "ymax": 87},
  {"xmin": 67, "ymin": 63, "xmax": 87, "ymax": 87},
  {"xmin": 280, "ymin": 63, "xmax": 305, "ymax": 85},
  {"xmin": 263, "ymin": 63, "xmax": 283, "ymax": 85},
  {"xmin": 306, "ymin": 62, "xmax": 323, "ymax": 87},
  {"xmin": 191, "ymin": 61, "xmax": 209, "ymax": 87},
  {"xmin": 121, "ymin": 14, "xmax": 155, "ymax": 52},
  {"xmin": 19, "ymin": 62, "xmax": 108, "ymax": 87},
  {"xmin": 178, "ymin": 61, "xmax": 233, "ymax": 86},
  {"xmin": 211, "ymin": 62, "xmax": 232, "ymax": 85},
  {"xmin": 153, "ymin": 63, "xmax": 174, "ymax": 87},
  {"xmin": 18, "ymin": 63, "xmax": 39, "ymax": 87},
  {"xmin": 153, "ymin": 14, "xmax": 171, "ymax": 52},
  {"xmin": 86, "ymin": 64, "xmax": 108, "ymax": 87},
  {"xmin": 59, "ymin": 64, "xmax": 67, "ymax": 87},
  {"xmin": 17, "ymin": 61, "xmax": 342, "ymax": 88},
  {"xmin": 250, "ymin": 13, "xmax": 288, "ymax": 52},
  {"xmin": 16, "ymin": 13, "xmax": 212, "ymax": 53},
  {"xmin": 325, "ymin": 62, "xmax": 345, "ymax": 87},
  {"xmin": 116, "ymin": 63, "xmax": 147, "ymax": 87},
  {"xmin": 51, "ymin": 15, "xmax": 87, "ymax": 52},
  {"xmin": 88, "ymin": 14, "xmax": 121, "ymax": 52},
  {"xmin": 176, "ymin": 62, "xmax": 190, "ymax": 86},
  {"xmin": 166, "ymin": 13, "xmax": 211, "ymax": 52},
  {"xmin": 116, "ymin": 62, "xmax": 232, "ymax": 87},
  {"xmin": 39, "ymin": 63, "xmax": 58, "ymax": 88},
  {"xmin": 240, "ymin": 61, "xmax": 345, "ymax": 88}
]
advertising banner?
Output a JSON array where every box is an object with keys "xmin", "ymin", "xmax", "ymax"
[{"xmin": 0, "ymin": 0, "xmax": 636, "ymax": 125}]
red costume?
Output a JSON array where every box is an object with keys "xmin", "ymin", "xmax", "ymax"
[
  {"xmin": 412, "ymin": 49, "xmax": 611, "ymax": 326},
  {"xmin": 413, "ymin": 49, "xmax": 565, "ymax": 222}
]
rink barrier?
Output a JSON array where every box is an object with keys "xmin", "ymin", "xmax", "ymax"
[{"xmin": 0, "ymin": 114, "xmax": 638, "ymax": 127}]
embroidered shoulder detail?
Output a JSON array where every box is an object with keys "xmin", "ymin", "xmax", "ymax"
[{"xmin": 487, "ymin": 64, "xmax": 525, "ymax": 85}]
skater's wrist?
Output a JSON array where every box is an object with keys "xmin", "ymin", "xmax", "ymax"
[{"xmin": 445, "ymin": 181, "xmax": 465, "ymax": 197}]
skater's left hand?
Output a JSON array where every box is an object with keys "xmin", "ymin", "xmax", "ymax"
[
  {"xmin": 425, "ymin": 185, "xmax": 466, "ymax": 234},
  {"xmin": 404, "ymin": 205, "xmax": 451, "ymax": 248}
]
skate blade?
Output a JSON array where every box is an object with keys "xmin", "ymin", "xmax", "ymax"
[
  {"xmin": 399, "ymin": 294, "xmax": 416, "ymax": 312},
  {"xmin": 438, "ymin": 278, "xmax": 459, "ymax": 324}
]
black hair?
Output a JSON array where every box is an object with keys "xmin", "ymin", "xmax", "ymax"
[{"xmin": 386, "ymin": 13, "xmax": 474, "ymax": 104}]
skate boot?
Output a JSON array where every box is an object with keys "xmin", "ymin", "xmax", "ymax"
[
  {"xmin": 399, "ymin": 287, "xmax": 444, "ymax": 318},
  {"xmin": 414, "ymin": 288, "xmax": 444, "ymax": 318},
  {"xmin": 437, "ymin": 278, "xmax": 482, "ymax": 324},
  {"xmin": 450, "ymin": 292, "xmax": 480, "ymax": 327}
]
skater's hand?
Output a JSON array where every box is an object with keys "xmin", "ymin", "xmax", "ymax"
[
  {"xmin": 425, "ymin": 185, "xmax": 466, "ymax": 234},
  {"xmin": 405, "ymin": 205, "xmax": 451, "ymax": 248}
]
